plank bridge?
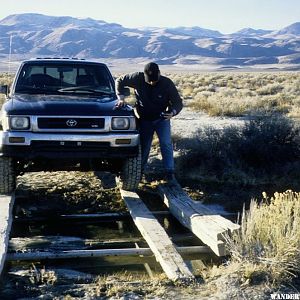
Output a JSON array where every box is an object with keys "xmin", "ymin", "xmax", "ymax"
[{"xmin": 0, "ymin": 179, "xmax": 240, "ymax": 283}]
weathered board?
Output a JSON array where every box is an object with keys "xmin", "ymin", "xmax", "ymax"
[
  {"xmin": 119, "ymin": 189, "xmax": 195, "ymax": 282},
  {"xmin": 0, "ymin": 193, "xmax": 15, "ymax": 276},
  {"xmin": 158, "ymin": 182, "xmax": 240, "ymax": 256},
  {"xmin": 8, "ymin": 233, "xmax": 198, "ymax": 251},
  {"xmin": 6, "ymin": 245, "xmax": 212, "ymax": 261}
]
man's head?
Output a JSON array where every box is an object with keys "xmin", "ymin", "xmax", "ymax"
[{"xmin": 144, "ymin": 62, "xmax": 160, "ymax": 85}]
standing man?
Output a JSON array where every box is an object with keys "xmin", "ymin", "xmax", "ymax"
[{"xmin": 115, "ymin": 62, "xmax": 183, "ymax": 182}]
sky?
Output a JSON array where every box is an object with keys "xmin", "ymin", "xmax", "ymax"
[{"xmin": 1, "ymin": 0, "xmax": 300, "ymax": 34}]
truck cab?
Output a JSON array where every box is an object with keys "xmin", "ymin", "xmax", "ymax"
[{"xmin": 0, "ymin": 58, "xmax": 141, "ymax": 193}]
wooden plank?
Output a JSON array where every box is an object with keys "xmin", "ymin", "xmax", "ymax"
[
  {"xmin": 6, "ymin": 245, "xmax": 212, "ymax": 261},
  {"xmin": 0, "ymin": 193, "xmax": 15, "ymax": 276},
  {"xmin": 14, "ymin": 211, "xmax": 171, "ymax": 223},
  {"xmin": 119, "ymin": 189, "xmax": 195, "ymax": 282},
  {"xmin": 9, "ymin": 233, "xmax": 198, "ymax": 251},
  {"xmin": 158, "ymin": 182, "xmax": 240, "ymax": 256}
]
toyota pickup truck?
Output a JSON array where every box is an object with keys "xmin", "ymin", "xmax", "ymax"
[{"xmin": 0, "ymin": 58, "xmax": 141, "ymax": 193}]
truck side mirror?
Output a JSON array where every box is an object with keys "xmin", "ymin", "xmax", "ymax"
[{"xmin": 0, "ymin": 85, "xmax": 8, "ymax": 95}]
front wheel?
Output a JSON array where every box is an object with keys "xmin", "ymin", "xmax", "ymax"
[
  {"xmin": 119, "ymin": 146, "xmax": 142, "ymax": 191},
  {"xmin": 0, "ymin": 157, "xmax": 16, "ymax": 194}
]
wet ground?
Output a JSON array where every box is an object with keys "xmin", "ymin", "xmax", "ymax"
[
  {"xmin": 0, "ymin": 171, "xmax": 211, "ymax": 299},
  {"xmin": 0, "ymin": 171, "xmax": 297, "ymax": 299}
]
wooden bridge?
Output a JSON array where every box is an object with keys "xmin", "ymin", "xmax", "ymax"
[{"xmin": 0, "ymin": 179, "xmax": 240, "ymax": 283}]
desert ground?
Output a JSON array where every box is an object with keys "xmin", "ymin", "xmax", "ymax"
[{"xmin": 0, "ymin": 68, "xmax": 299, "ymax": 299}]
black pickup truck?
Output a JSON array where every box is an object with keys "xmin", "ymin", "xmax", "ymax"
[{"xmin": 0, "ymin": 58, "xmax": 141, "ymax": 193}]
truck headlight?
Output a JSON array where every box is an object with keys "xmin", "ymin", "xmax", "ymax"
[
  {"xmin": 111, "ymin": 117, "xmax": 130, "ymax": 130},
  {"xmin": 10, "ymin": 116, "xmax": 30, "ymax": 130}
]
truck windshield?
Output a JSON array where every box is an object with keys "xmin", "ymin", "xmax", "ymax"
[{"xmin": 14, "ymin": 63, "xmax": 115, "ymax": 97}]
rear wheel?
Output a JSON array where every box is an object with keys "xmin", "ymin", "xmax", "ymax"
[
  {"xmin": 119, "ymin": 146, "xmax": 142, "ymax": 191},
  {"xmin": 0, "ymin": 157, "xmax": 16, "ymax": 194}
]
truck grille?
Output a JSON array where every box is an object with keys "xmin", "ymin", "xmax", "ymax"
[
  {"xmin": 37, "ymin": 117, "xmax": 105, "ymax": 129},
  {"xmin": 31, "ymin": 141, "xmax": 110, "ymax": 151}
]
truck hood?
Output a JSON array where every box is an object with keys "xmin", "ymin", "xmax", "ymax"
[{"xmin": 3, "ymin": 94, "xmax": 133, "ymax": 116}]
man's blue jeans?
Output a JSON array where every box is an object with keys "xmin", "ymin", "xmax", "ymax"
[{"xmin": 139, "ymin": 118, "xmax": 174, "ymax": 173}]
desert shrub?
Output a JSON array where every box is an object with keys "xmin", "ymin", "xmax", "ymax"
[
  {"xmin": 0, "ymin": 73, "xmax": 13, "ymax": 86},
  {"xmin": 256, "ymin": 83, "xmax": 284, "ymax": 95},
  {"xmin": 238, "ymin": 115, "xmax": 299, "ymax": 169},
  {"xmin": 189, "ymin": 94, "xmax": 215, "ymax": 114},
  {"xmin": 0, "ymin": 73, "xmax": 14, "ymax": 106},
  {"xmin": 167, "ymin": 72, "xmax": 300, "ymax": 117},
  {"xmin": 190, "ymin": 93, "xmax": 251, "ymax": 117},
  {"xmin": 175, "ymin": 114, "xmax": 300, "ymax": 181},
  {"xmin": 181, "ymin": 85, "xmax": 194, "ymax": 98},
  {"xmin": 189, "ymin": 90, "xmax": 290, "ymax": 117},
  {"xmin": 226, "ymin": 190, "xmax": 300, "ymax": 284},
  {"xmin": 176, "ymin": 125, "xmax": 241, "ymax": 173}
]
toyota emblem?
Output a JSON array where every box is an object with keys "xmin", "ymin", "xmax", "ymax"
[{"xmin": 66, "ymin": 119, "xmax": 77, "ymax": 127}]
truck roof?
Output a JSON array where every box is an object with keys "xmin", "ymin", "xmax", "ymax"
[{"xmin": 22, "ymin": 57, "xmax": 107, "ymax": 67}]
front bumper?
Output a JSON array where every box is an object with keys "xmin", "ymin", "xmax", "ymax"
[{"xmin": 0, "ymin": 131, "xmax": 140, "ymax": 159}]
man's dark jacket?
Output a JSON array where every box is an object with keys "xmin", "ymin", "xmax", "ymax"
[{"xmin": 116, "ymin": 72, "xmax": 183, "ymax": 121}]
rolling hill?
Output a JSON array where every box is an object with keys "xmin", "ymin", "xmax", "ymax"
[{"xmin": 0, "ymin": 13, "xmax": 299, "ymax": 68}]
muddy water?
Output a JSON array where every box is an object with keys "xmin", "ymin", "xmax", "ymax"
[
  {"xmin": 0, "ymin": 171, "xmax": 208, "ymax": 298},
  {"xmin": 9, "ymin": 216, "xmax": 161, "ymax": 270},
  {"xmin": 1, "ymin": 211, "xmax": 202, "ymax": 299},
  {"xmin": 0, "ymin": 219, "xmax": 152, "ymax": 299}
]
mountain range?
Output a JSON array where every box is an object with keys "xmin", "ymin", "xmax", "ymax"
[{"xmin": 0, "ymin": 13, "xmax": 300, "ymax": 68}]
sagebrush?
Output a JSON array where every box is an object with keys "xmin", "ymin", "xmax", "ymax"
[
  {"xmin": 167, "ymin": 72, "xmax": 300, "ymax": 117},
  {"xmin": 226, "ymin": 190, "xmax": 300, "ymax": 284},
  {"xmin": 175, "ymin": 114, "xmax": 300, "ymax": 184}
]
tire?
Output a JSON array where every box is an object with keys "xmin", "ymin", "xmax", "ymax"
[
  {"xmin": 0, "ymin": 157, "xmax": 16, "ymax": 194},
  {"xmin": 120, "ymin": 146, "xmax": 142, "ymax": 191}
]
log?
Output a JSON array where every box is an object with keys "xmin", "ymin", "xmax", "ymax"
[{"xmin": 158, "ymin": 182, "xmax": 240, "ymax": 256}]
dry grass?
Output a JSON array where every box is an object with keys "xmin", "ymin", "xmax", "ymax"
[
  {"xmin": 87, "ymin": 272, "xmax": 207, "ymax": 299},
  {"xmin": 175, "ymin": 114, "xmax": 300, "ymax": 186},
  {"xmin": 0, "ymin": 73, "xmax": 13, "ymax": 105},
  {"xmin": 29, "ymin": 264, "xmax": 57, "ymax": 285},
  {"xmin": 88, "ymin": 273, "xmax": 172, "ymax": 298},
  {"xmin": 167, "ymin": 72, "xmax": 300, "ymax": 117},
  {"xmin": 0, "ymin": 73, "xmax": 13, "ymax": 86},
  {"xmin": 226, "ymin": 190, "xmax": 300, "ymax": 284}
]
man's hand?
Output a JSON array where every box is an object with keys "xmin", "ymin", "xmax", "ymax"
[
  {"xmin": 161, "ymin": 112, "xmax": 173, "ymax": 120},
  {"xmin": 161, "ymin": 109, "xmax": 176, "ymax": 120},
  {"xmin": 114, "ymin": 95, "xmax": 126, "ymax": 109}
]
